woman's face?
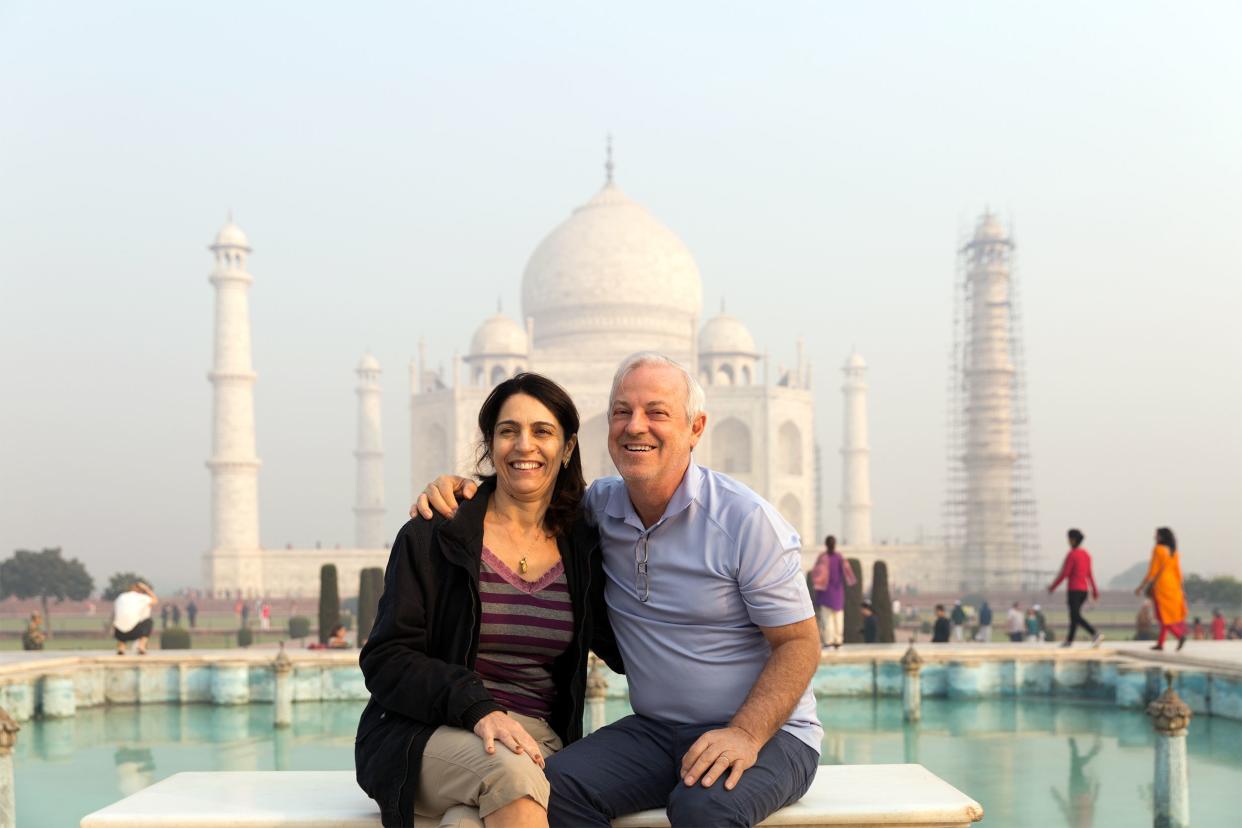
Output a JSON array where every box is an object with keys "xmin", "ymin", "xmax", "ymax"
[{"xmin": 491, "ymin": 392, "xmax": 576, "ymax": 504}]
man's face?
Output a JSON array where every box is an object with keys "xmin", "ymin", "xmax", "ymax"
[{"xmin": 608, "ymin": 362, "xmax": 706, "ymax": 493}]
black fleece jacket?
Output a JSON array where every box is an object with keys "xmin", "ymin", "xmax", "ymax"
[{"xmin": 354, "ymin": 479, "xmax": 623, "ymax": 824}]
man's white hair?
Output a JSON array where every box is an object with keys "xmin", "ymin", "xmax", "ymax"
[{"xmin": 608, "ymin": 352, "xmax": 706, "ymax": 422}]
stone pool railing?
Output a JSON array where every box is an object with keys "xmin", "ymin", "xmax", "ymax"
[
  {"xmin": 0, "ymin": 650, "xmax": 366, "ymax": 722},
  {"xmin": 0, "ymin": 643, "xmax": 1238, "ymax": 725}
]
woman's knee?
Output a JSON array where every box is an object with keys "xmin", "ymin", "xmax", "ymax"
[{"xmin": 476, "ymin": 751, "xmax": 551, "ymax": 816}]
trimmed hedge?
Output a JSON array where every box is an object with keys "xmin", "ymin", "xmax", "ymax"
[
  {"xmin": 288, "ymin": 615, "xmax": 311, "ymax": 640},
  {"xmin": 160, "ymin": 626, "xmax": 191, "ymax": 650},
  {"xmin": 237, "ymin": 626, "xmax": 254, "ymax": 648},
  {"xmin": 319, "ymin": 564, "xmax": 340, "ymax": 644}
]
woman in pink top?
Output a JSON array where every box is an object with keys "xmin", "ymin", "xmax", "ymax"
[{"xmin": 1047, "ymin": 528, "xmax": 1101, "ymax": 648}]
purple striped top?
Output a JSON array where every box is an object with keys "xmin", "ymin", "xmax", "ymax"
[{"xmin": 474, "ymin": 547, "xmax": 572, "ymax": 720}]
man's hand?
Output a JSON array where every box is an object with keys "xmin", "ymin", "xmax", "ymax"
[
  {"xmin": 411, "ymin": 475, "xmax": 475, "ymax": 519},
  {"xmin": 679, "ymin": 725, "xmax": 760, "ymax": 790},
  {"xmin": 473, "ymin": 711, "xmax": 545, "ymax": 768}
]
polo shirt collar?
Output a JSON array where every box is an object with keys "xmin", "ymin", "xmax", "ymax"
[{"xmin": 604, "ymin": 460, "xmax": 704, "ymax": 531}]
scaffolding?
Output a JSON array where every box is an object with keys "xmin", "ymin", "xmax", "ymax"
[{"xmin": 943, "ymin": 212, "xmax": 1041, "ymax": 591}]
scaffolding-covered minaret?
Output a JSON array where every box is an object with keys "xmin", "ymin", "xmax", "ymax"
[
  {"xmin": 354, "ymin": 353, "xmax": 385, "ymax": 549},
  {"xmin": 946, "ymin": 210, "xmax": 1038, "ymax": 590}
]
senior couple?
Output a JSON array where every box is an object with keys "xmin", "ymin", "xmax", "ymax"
[{"xmin": 355, "ymin": 353, "xmax": 821, "ymax": 828}]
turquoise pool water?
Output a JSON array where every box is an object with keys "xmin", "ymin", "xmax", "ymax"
[{"xmin": 16, "ymin": 697, "xmax": 1242, "ymax": 826}]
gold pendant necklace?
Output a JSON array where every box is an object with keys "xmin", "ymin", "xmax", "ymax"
[{"xmin": 519, "ymin": 557, "xmax": 528, "ymax": 574}]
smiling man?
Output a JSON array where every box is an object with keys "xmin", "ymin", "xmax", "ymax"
[{"xmin": 417, "ymin": 352, "xmax": 822, "ymax": 827}]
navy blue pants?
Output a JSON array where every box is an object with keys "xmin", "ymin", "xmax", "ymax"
[{"xmin": 545, "ymin": 714, "xmax": 818, "ymax": 828}]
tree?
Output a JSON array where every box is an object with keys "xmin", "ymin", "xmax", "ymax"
[
  {"xmin": 357, "ymin": 567, "xmax": 384, "ymax": 646},
  {"xmin": 843, "ymin": 558, "xmax": 865, "ymax": 644},
  {"xmin": 318, "ymin": 564, "xmax": 340, "ymax": 644},
  {"xmin": 0, "ymin": 548, "xmax": 93, "ymax": 631},
  {"xmin": 103, "ymin": 571, "xmax": 151, "ymax": 602},
  {"xmin": 871, "ymin": 561, "xmax": 895, "ymax": 643}
]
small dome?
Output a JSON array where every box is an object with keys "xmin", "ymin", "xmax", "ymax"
[
  {"xmin": 699, "ymin": 313, "xmax": 757, "ymax": 355},
  {"xmin": 470, "ymin": 313, "xmax": 528, "ymax": 356},
  {"xmin": 973, "ymin": 212, "xmax": 1006, "ymax": 242},
  {"xmin": 357, "ymin": 353, "xmax": 381, "ymax": 372},
  {"xmin": 212, "ymin": 221, "xmax": 251, "ymax": 250},
  {"xmin": 844, "ymin": 351, "xmax": 866, "ymax": 369}
]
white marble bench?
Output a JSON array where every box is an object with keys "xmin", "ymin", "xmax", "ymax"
[{"xmin": 80, "ymin": 766, "xmax": 982, "ymax": 827}]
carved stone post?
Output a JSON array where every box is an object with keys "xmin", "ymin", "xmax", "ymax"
[
  {"xmin": 0, "ymin": 707, "xmax": 20, "ymax": 828},
  {"xmin": 273, "ymin": 642, "xmax": 294, "ymax": 729},
  {"xmin": 901, "ymin": 643, "xmax": 923, "ymax": 722},
  {"xmin": 1146, "ymin": 672, "xmax": 1191, "ymax": 828},
  {"xmin": 586, "ymin": 655, "xmax": 608, "ymax": 734}
]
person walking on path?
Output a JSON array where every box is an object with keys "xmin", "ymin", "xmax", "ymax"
[
  {"xmin": 171, "ymin": 604, "xmax": 181, "ymax": 626},
  {"xmin": 1048, "ymin": 528, "xmax": 1102, "ymax": 647},
  {"xmin": 1135, "ymin": 526, "xmax": 1187, "ymax": 651},
  {"xmin": 976, "ymin": 601, "xmax": 993, "ymax": 642},
  {"xmin": 809, "ymin": 535, "xmax": 855, "ymax": 649},
  {"xmin": 186, "ymin": 600, "xmax": 198, "ymax": 628},
  {"xmin": 1211, "ymin": 609, "xmax": 1226, "ymax": 640},
  {"xmin": 950, "ymin": 601, "xmax": 967, "ymax": 642},
  {"xmin": 931, "ymin": 605, "xmax": 951, "ymax": 643},
  {"xmin": 1006, "ymin": 602, "xmax": 1025, "ymax": 642},
  {"xmin": 260, "ymin": 602, "xmax": 271, "ymax": 631}
]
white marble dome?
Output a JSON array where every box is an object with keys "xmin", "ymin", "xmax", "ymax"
[
  {"xmin": 357, "ymin": 352, "xmax": 381, "ymax": 372},
  {"xmin": 521, "ymin": 181, "xmax": 703, "ymax": 351},
  {"xmin": 699, "ymin": 313, "xmax": 757, "ymax": 355},
  {"xmin": 212, "ymin": 221, "xmax": 251, "ymax": 250},
  {"xmin": 470, "ymin": 313, "xmax": 528, "ymax": 356}
]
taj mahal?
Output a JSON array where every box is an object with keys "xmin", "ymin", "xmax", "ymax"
[{"xmin": 204, "ymin": 152, "xmax": 1025, "ymax": 597}]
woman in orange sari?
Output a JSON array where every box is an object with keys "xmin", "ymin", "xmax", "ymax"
[{"xmin": 1134, "ymin": 527, "xmax": 1187, "ymax": 651}]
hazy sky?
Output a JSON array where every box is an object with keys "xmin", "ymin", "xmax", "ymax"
[{"xmin": 2, "ymin": 2, "xmax": 1239, "ymax": 593}]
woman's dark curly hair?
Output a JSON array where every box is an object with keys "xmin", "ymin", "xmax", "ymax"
[
  {"xmin": 475, "ymin": 372, "xmax": 584, "ymax": 537},
  {"xmin": 1156, "ymin": 526, "xmax": 1177, "ymax": 554}
]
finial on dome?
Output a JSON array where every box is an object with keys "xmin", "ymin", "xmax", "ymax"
[
  {"xmin": 605, "ymin": 133, "xmax": 614, "ymax": 185},
  {"xmin": 227, "ymin": 207, "xmax": 234, "ymax": 223},
  {"xmin": 497, "ymin": 296, "xmax": 503, "ymax": 314},
  {"xmin": 720, "ymin": 297, "xmax": 726, "ymax": 314}
]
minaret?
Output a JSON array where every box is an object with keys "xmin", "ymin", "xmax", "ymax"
[
  {"xmin": 960, "ymin": 210, "xmax": 1020, "ymax": 588},
  {"xmin": 205, "ymin": 217, "xmax": 262, "ymax": 596},
  {"xmin": 840, "ymin": 351, "xmax": 873, "ymax": 546},
  {"xmin": 354, "ymin": 353, "xmax": 386, "ymax": 548}
]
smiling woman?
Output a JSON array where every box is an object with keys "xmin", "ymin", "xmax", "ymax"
[{"xmin": 355, "ymin": 373, "xmax": 622, "ymax": 828}]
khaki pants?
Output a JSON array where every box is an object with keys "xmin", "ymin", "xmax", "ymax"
[
  {"xmin": 818, "ymin": 606, "xmax": 844, "ymax": 646},
  {"xmin": 415, "ymin": 712, "xmax": 562, "ymax": 828}
]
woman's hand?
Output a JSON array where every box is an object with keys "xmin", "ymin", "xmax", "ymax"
[{"xmin": 473, "ymin": 711, "xmax": 545, "ymax": 768}]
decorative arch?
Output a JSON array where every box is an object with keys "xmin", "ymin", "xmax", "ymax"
[
  {"xmin": 715, "ymin": 364, "xmax": 735, "ymax": 386},
  {"xmin": 740, "ymin": 364, "xmax": 752, "ymax": 386},
  {"xmin": 489, "ymin": 365, "xmax": 506, "ymax": 386},
  {"xmin": 422, "ymin": 423, "xmax": 449, "ymax": 477},
  {"xmin": 712, "ymin": 417, "xmax": 752, "ymax": 474},
  {"xmin": 778, "ymin": 493, "xmax": 802, "ymax": 535},
  {"xmin": 778, "ymin": 421, "xmax": 802, "ymax": 475}
]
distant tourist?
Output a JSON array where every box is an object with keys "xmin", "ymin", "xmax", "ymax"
[
  {"xmin": 325, "ymin": 623, "xmax": 349, "ymax": 649},
  {"xmin": 1134, "ymin": 527, "xmax": 1187, "ymax": 651},
  {"xmin": 1210, "ymin": 609, "xmax": 1226, "ymax": 641},
  {"xmin": 113, "ymin": 582, "xmax": 158, "ymax": 656},
  {"xmin": 160, "ymin": 604, "xmax": 170, "ymax": 630},
  {"xmin": 950, "ymin": 601, "xmax": 967, "ymax": 642},
  {"xmin": 932, "ymin": 605, "xmax": 951, "ymax": 643},
  {"xmin": 171, "ymin": 604, "xmax": 182, "ymax": 626},
  {"xmin": 810, "ymin": 535, "xmax": 854, "ymax": 649},
  {"xmin": 260, "ymin": 602, "xmax": 272, "ymax": 631},
  {"xmin": 22, "ymin": 611, "xmax": 46, "ymax": 651},
  {"xmin": 1034, "ymin": 604, "xmax": 1051, "ymax": 642},
  {"xmin": 186, "ymin": 600, "xmax": 198, "ymax": 628},
  {"xmin": 1006, "ymin": 602, "xmax": 1024, "ymax": 642},
  {"xmin": 1191, "ymin": 617, "xmax": 1204, "ymax": 640},
  {"xmin": 1047, "ymin": 528, "xmax": 1102, "ymax": 648},
  {"xmin": 1228, "ymin": 616, "xmax": 1242, "ymax": 640},
  {"xmin": 1135, "ymin": 600, "xmax": 1156, "ymax": 640},
  {"xmin": 860, "ymin": 601, "xmax": 878, "ymax": 644},
  {"xmin": 1025, "ymin": 608, "xmax": 1040, "ymax": 642},
  {"xmin": 240, "ymin": 601, "xmax": 250, "ymax": 626},
  {"xmin": 976, "ymin": 601, "xmax": 993, "ymax": 642}
]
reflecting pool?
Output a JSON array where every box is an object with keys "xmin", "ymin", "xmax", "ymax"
[{"xmin": 16, "ymin": 697, "xmax": 1242, "ymax": 826}]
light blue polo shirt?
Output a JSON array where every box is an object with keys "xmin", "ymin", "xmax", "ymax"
[{"xmin": 583, "ymin": 462, "xmax": 822, "ymax": 753}]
